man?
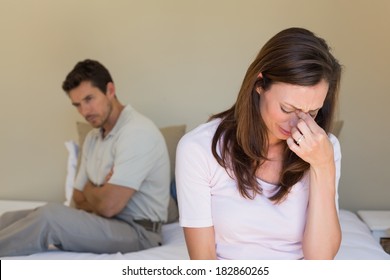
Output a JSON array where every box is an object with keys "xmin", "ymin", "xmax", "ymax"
[{"xmin": 0, "ymin": 59, "xmax": 170, "ymax": 257}]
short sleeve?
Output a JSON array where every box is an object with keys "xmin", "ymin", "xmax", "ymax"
[
  {"xmin": 175, "ymin": 133, "xmax": 214, "ymax": 227},
  {"xmin": 107, "ymin": 129, "xmax": 161, "ymax": 190}
]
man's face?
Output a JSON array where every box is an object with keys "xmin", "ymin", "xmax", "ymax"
[{"xmin": 69, "ymin": 81, "xmax": 113, "ymax": 128}]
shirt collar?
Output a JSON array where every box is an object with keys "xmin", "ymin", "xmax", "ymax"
[{"xmin": 99, "ymin": 104, "xmax": 133, "ymax": 139}]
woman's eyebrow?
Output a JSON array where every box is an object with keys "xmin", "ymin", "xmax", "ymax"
[{"xmin": 283, "ymin": 103, "xmax": 321, "ymax": 112}]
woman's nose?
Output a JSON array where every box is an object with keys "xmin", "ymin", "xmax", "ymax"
[{"xmin": 289, "ymin": 113, "xmax": 300, "ymax": 128}]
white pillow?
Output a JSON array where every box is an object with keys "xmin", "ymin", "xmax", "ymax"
[{"xmin": 64, "ymin": 140, "xmax": 78, "ymax": 206}]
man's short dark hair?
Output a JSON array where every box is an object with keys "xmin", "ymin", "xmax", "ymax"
[{"xmin": 62, "ymin": 59, "xmax": 113, "ymax": 94}]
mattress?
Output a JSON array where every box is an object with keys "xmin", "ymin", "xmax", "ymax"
[{"xmin": 1, "ymin": 200, "xmax": 389, "ymax": 260}]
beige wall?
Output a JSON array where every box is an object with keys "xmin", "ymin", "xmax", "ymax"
[{"xmin": 0, "ymin": 0, "xmax": 389, "ymax": 212}]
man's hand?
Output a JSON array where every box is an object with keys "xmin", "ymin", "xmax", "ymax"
[
  {"xmin": 104, "ymin": 168, "xmax": 114, "ymax": 183},
  {"xmin": 72, "ymin": 188, "xmax": 95, "ymax": 213}
]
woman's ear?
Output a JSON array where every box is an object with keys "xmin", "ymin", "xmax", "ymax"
[{"xmin": 255, "ymin": 72, "xmax": 263, "ymax": 94}]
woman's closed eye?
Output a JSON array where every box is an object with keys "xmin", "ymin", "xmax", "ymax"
[
  {"xmin": 281, "ymin": 106, "xmax": 318, "ymax": 118},
  {"xmin": 281, "ymin": 106, "xmax": 294, "ymax": 114}
]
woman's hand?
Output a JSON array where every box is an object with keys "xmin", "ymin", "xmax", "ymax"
[
  {"xmin": 286, "ymin": 112, "xmax": 334, "ymax": 168},
  {"xmin": 287, "ymin": 112, "xmax": 341, "ymax": 259}
]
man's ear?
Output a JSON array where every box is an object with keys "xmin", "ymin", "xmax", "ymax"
[{"xmin": 106, "ymin": 82, "xmax": 116, "ymax": 98}]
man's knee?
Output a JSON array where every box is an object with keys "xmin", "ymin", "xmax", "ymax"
[{"xmin": 34, "ymin": 203, "xmax": 67, "ymax": 222}]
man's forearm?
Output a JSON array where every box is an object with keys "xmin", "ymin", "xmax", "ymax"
[
  {"xmin": 81, "ymin": 180, "xmax": 134, "ymax": 218},
  {"xmin": 74, "ymin": 199, "xmax": 95, "ymax": 212},
  {"xmin": 82, "ymin": 180, "xmax": 110, "ymax": 216},
  {"xmin": 83, "ymin": 180, "xmax": 102, "ymax": 206},
  {"xmin": 82, "ymin": 168, "xmax": 113, "ymax": 210}
]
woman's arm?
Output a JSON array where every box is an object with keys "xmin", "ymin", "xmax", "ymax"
[
  {"xmin": 183, "ymin": 227, "xmax": 217, "ymax": 260},
  {"xmin": 176, "ymin": 133, "xmax": 217, "ymax": 260},
  {"xmin": 287, "ymin": 112, "xmax": 341, "ymax": 259},
  {"xmin": 302, "ymin": 162, "xmax": 341, "ymax": 259}
]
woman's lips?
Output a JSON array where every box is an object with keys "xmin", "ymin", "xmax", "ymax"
[{"xmin": 279, "ymin": 126, "xmax": 291, "ymax": 137}]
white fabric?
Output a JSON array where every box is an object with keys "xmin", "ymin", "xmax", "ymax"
[
  {"xmin": 176, "ymin": 119, "xmax": 341, "ymax": 260},
  {"xmin": 64, "ymin": 140, "xmax": 78, "ymax": 206},
  {"xmin": 0, "ymin": 201, "xmax": 388, "ymax": 260},
  {"xmin": 74, "ymin": 105, "xmax": 170, "ymax": 222},
  {"xmin": 335, "ymin": 210, "xmax": 390, "ymax": 260}
]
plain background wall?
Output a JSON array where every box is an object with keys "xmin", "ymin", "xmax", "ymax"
[{"xmin": 0, "ymin": 0, "xmax": 389, "ymax": 212}]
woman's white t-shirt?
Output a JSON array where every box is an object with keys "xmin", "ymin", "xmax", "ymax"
[{"xmin": 176, "ymin": 118, "xmax": 341, "ymax": 260}]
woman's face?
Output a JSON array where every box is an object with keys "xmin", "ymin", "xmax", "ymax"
[{"xmin": 258, "ymin": 79, "xmax": 329, "ymax": 145}]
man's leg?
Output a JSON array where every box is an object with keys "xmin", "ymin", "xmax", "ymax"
[
  {"xmin": 0, "ymin": 204, "xmax": 59, "ymax": 257},
  {"xmin": 0, "ymin": 202, "xmax": 161, "ymax": 257},
  {"xmin": 0, "ymin": 209, "xmax": 35, "ymax": 230}
]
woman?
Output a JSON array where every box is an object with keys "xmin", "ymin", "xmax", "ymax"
[{"xmin": 176, "ymin": 27, "xmax": 342, "ymax": 260}]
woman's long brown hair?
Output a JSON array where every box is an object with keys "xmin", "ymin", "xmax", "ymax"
[{"xmin": 210, "ymin": 27, "xmax": 342, "ymax": 203}]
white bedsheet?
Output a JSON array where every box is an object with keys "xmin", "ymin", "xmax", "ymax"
[{"xmin": 1, "ymin": 200, "xmax": 389, "ymax": 260}]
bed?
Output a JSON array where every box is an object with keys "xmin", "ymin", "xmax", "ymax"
[
  {"xmin": 1, "ymin": 123, "xmax": 389, "ymax": 260},
  {"xmin": 0, "ymin": 199, "xmax": 389, "ymax": 260}
]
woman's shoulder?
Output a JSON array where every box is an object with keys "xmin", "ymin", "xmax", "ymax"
[
  {"xmin": 180, "ymin": 119, "xmax": 221, "ymax": 143},
  {"xmin": 177, "ymin": 118, "xmax": 221, "ymax": 155}
]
